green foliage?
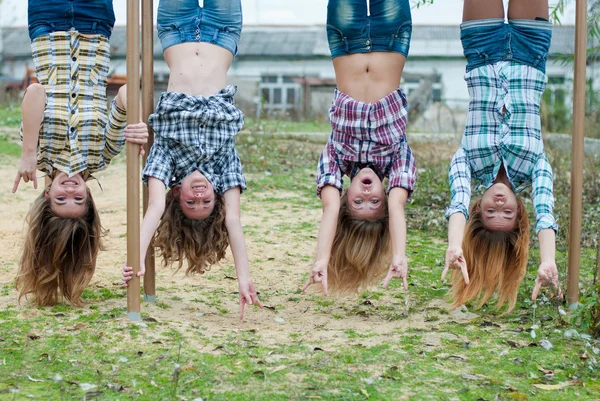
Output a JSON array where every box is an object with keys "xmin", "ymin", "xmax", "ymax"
[{"xmin": 571, "ymin": 284, "xmax": 600, "ymax": 337}]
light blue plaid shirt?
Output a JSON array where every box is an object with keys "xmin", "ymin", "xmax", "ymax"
[{"xmin": 446, "ymin": 61, "xmax": 558, "ymax": 233}]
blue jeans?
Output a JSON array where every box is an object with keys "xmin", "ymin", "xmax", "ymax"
[
  {"xmin": 461, "ymin": 18, "xmax": 553, "ymax": 73},
  {"xmin": 327, "ymin": 0, "xmax": 412, "ymax": 59},
  {"xmin": 28, "ymin": 0, "xmax": 115, "ymax": 40},
  {"xmin": 157, "ymin": 0, "xmax": 242, "ymax": 56}
]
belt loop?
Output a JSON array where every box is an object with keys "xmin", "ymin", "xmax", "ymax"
[
  {"xmin": 92, "ymin": 22, "xmax": 97, "ymax": 33},
  {"xmin": 388, "ymin": 35, "xmax": 396, "ymax": 50},
  {"xmin": 212, "ymin": 29, "xmax": 219, "ymax": 43},
  {"xmin": 344, "ymin": 37, "xmax": 349, "ymax": 53}
]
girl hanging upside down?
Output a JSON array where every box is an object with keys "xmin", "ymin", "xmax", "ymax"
[
  {"xmin": 14, "ymin": 0, "xmax": 148, "ymax": 306},
  {"xmin": 442, "ymin": 0, "xmax": 562, "ymax": 313},
  {"xmin": 303, "ymin": 0, "xmax": 416, "ymax": 295},
  {"xmin": 122, "ymin": 0, "xmax": 262, "ymax": 320}
]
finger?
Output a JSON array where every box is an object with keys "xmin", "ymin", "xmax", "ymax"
[
  {"xmin": 12, "ymin": 173, "xmax": 21, "ymax": 193},
  {"xmin": 245, "ymin": 293, "xmax": 253, "ymax": 306},
  {"xmin": 301, "ymin": 277, "xmax": 312, "ymax": 292},
  {"xmin": 382, "ymin": 270, "xmax": 394, "ymax": 289},
  {"xmin": 441, "ymin": 264, "xmax": 450, "ymax": 282},
  {"xmin": 139, "ymin": 146, "xmax": 145, "ymax": 156},
  {"xmin": 403, "ymin": 275, "xmax": 408, "ymax": 292},
  {"xmin": 252, "ymin": 294, "xmax": 264, "ymax": 309},
  {"xmin": 460, "ymin": 262, "xmax": 470, "ymax": 285},
  {"xmin": 239, "ymin": 298, "xmax": 245, "ymax": 321},
  {"xmin": 557, "ymin": 286, "xmax": 564, "ymax": 300},
  {"xmin": 531, "ymin": 278, "xmax": 543, "ymax": 302},
  {"xmin": 322, "ymin": 277, "xmax": 328, "ymax": 296},
  {"xmin": 32, "ymin": 173, "xmax": 38, "ymax": 190},
  {"xmin": 137, "ymin": 270, "xmax": 145, "ymax": 277}
]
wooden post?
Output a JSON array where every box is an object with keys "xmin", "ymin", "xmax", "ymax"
[
  {"xmin": 142, "ymin": 0, "xmax": 156, "ymax": 302},
  {"xmin": 567, "ymin": 0, "xmax": 588, "ymax": 308},
  {"xmin": 126, "ymin": 0, "xmax": 142, "ymax": 321}
]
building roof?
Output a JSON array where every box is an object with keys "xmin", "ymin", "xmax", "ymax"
[{"xmin": 0, "ymin": 24, "xmax": 579, "ymax": 60}]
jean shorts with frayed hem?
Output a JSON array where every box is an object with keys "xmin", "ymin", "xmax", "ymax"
[
  {"xmin": 327, "ymin": 0, "xmax": 412, "ymax": 59},
  {"xmin": 28, "ymin": 0, "xmax": 115, "ymax": 40},
  {"xmin": 157, "ymin": 0, "xmax": 242, "ymax": 56},
  {"xmin": 461, "ymin": 18, "xmax": 552, "ymax": 74}
]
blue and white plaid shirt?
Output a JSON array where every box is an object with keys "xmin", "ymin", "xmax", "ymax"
[
  {"xmin": 142, "ymin": 86, "xmax": 246, "ymax": 193},
  {"xmin": 446, "ymin": 61, "xmax": 557, "ymax": 233}
]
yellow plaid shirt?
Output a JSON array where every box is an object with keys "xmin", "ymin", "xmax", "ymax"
[{"xmin": 24, "ymin": 30, "xmax": 127, "ymax": 177}]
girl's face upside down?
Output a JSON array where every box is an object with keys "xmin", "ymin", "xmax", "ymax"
[
  {"xmin": 45, "ymin": 172, "xmax": 88, "ymax": 218},
  {"xmin": 478, "ymin": 182, "xmax": 519, "ymax": 231},
  {"xmin": 174, "ymin": 170, "xmax": 215, "ymax": 220},
  {"xmin": 347, "ymin": 168, "xmax": 385, "ymax": 221}
]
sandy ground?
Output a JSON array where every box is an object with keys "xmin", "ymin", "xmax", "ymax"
[{"xmin": 0, "ymin": 156, "xmax": 475, "ymax": 352}]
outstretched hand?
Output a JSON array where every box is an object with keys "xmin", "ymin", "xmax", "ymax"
[
  {"xmin": 122, "ymin": 262, "xmax": 145, "ymax": 287},
  {"xmin": 441, "ymin": 246, "xmax": 469, "ymax": 285},
  {"xmin": 12, "ymin": 154, "xmax": 38, "ymax": 193},
  {"xmin": 532, "ymin": 260, "xmax": 562, "ymax": 302},
  {"xmin": 302, "ymin": 260, "xmax": 328, "ymax": 296},
  {"xmin": 238, "ymin": 277, "xmax": 263, "ymax": 320},
  {"xmin": 124, "ymin": 122, "xmax": 149, "ymax": 156},
  {"xmin": 383, "ymin": 255, "xmax": 408, "ymax": 291}
]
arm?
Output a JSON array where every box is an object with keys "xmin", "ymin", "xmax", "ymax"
[
  {"xmin": 223, "ymin": 187, "xmax": 262, "ymax": 320},
  {"xmin": 302, "ymin": 185, "xmax": 340, "ymax": 296},
  {"xmin": 383, "ymin": 187, "xmax": 409, "ymax": 290},
  {"xmin": 13, "ymin": 84, "xmax": 46, "ymax": 192},
  {"xmin": 123, "ymin": 177, "xmax": 166, "ymax": 285},
  {"xmin": 531, "ymin": 154, "xmax": 561, "ymax": 300},
  {"xmin": 442, "ymin": 148, "xmax": 471, "ymax": 284}
]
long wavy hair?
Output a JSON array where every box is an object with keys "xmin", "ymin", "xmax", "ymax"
[
  {"xmin": 154, "ymin": 189, "xmax": 229, "ymax": 275},
  {"xmin": 451, "ymin": 197, "xmax": 530, "ymax": 313},
  {"xmin": 16, "ymin": 187, "xmax": 103, "ymax": 306},
  {"xmin": 326, "ymin": 192, "xmax": 391, "ymax": 294}
]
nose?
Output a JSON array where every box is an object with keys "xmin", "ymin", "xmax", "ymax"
[
  {"xmin": 195, "ymin": 192, "xmax": 203, "ymax": 198},
  {"xmin": 495, "ymin": 198, "xmax": 504, "ymax": 205},
  {"xmin": 362, "ymin": 189, "xmax": 371, "ymax": 195}
]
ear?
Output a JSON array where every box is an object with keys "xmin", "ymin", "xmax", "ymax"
[
  {"xmin": 475, "ymin": 200, "xmax": 481, "ymax": 213},
  {"xmin": 44, "ymin": 190, "xmax": 50, "ymax": 199},
  {"xmin": 171, "ymin": 185, "xmax": 181, "ymax": 197}
]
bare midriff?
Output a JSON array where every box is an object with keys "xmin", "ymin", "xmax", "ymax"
[
  {"xmin": 163, "ymin": 42, "xmax": 234, "ymax": 97},
  {"xmin": 332, "ymin": 52, "xmax": 406, "ymax": 103}
]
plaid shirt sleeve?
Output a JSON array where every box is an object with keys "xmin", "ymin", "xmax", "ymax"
[
  {"xmin": 388, "ymin": 140, "xmax": 417, "ymax": 198},
  {"xmin": 101, "ymin": 99, "xmax": 128, "ymax": 164},
  {"xmin": 316, "ymin": 139, "xmax": 342, "ymax": 198},
  {"xmin": 219, "ymin": 144, "xmax": 247, "ymax": 194},
  {"xmin": 532, "ymin": 153, "xmax": 558, "ymax": 233},
  {"xmin": 446, "ymin": 148, "xmax": 472, "ymax": 220},
  {"xmin": 142, "ymin": 142, "xmax": 174, "ymax": 188}
]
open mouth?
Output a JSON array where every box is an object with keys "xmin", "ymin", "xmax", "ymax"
[{"xmin": 362, "ymin": 178, "xmax": 372, "ymax": 185}]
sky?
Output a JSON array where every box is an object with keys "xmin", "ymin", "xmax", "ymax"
[{"xmin": 0, "ymin": 0, "xmax": 577, "ymax": 27}]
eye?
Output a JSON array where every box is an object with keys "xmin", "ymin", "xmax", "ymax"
[
  {"xmin": 503, "ymin": 210, "xmax": 513, "ymax": 216},
  {"xmin": 203, "ymin": 200, "xmax": 211, "ymax": 205},
  {"xmin": 354, "ymin": 199, "xmax": 363, "ymax": 205},
  {"xmin": 487, "ymin": 209, "xmax": 495, "ymax": 214},
  {"xmin": 75, "ymin": 197, "xmax": 84, "ymax": 201},
  {"xmin": 57, "ymin": 197, "xmax": 65, "ymax": 201},
  {"xmin": 186, "ymin": 200, "xmax": 195, "ymax": 205},
  {"xmin": 370, "ymin": 199, "xmax": 380, "ymax": 204}
]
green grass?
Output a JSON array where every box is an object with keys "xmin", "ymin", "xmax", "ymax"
[
  {"xmin": 1, "ymin": 110, "xmax": 600, "ymax": 400},
  {"xmin": 244, "ymin": 117, "xmax": 330, "ymax": 134},
  {"xmin": 0, "ymin": 103, "xmax": 21, "ymax": 127}
]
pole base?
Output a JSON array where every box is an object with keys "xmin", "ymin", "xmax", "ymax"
[
  {"xmin": 127, "ymin": 311, "xmax": 142, "ymax": 321},
  {"xmin": 144, "ymin": 294, "xmax": 156, "ymax": 302},
  {"xmin": 568, "ymin": 302, "xmax": 581, "ymax": 311}
]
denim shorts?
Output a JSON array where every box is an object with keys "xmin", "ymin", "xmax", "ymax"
[
  {"xmin": 461, "ymin": 18, "xmax": 552, "ymax": 74},
  {"xmin": 28, "ymin": 0, "xmax": 115, "ymax": 41},
  {"xmin": 327, "ymin": 0, "xmax": 412, "ymax": 59},
  {"xmin": 157, "ymin": 0, "xmax": 242, "ymax": 56}
]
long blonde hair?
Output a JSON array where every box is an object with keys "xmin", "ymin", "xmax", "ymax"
[
  {"xmin": 451, "ymin": 197, "xmax": 530, "ymax": 313},
  {"xmin": 16, "ymin": 187, "xmax": 103, "ymax": 306},
  {"xmin": 154, "ymin": 189, "xmax": 229, "ymax": 275},
  {"xmin": 327, "ymin": 193, "xmax": 391, "ymax": 294}
]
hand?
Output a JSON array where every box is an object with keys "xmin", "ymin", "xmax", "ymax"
[
  {"xmin": 238, "ymin": 277, "xmax": 263, "ymax": 320},
  {"xmin": 302, "ymin": 260, "xmax": 328, "ymax": 296},
  {"xmin": 12, "ymin": 153, "xmax": 38, "ymax": 193},
  {"xmin": 532, "ymin": 260, "xmax": 562, "ymax": 302},
  {"xmin": 383, "ymin": 255, "xmax": 408, "ymax": 291},
  {"xmin": 122, "ymin": 262, "xmax": 145, "ymax": 287},
  {"xmin": 124, "ymin": 122, "xmax": 149, "ymax": 156},
  {"xmin": 441, "ymin": 246, "xmax": 469, "ymax": 285}
]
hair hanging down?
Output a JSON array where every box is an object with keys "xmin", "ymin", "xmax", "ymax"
[
  {"xmin": 451, "ymin": 197, "xmax": 530, "ymax": 313},
  {"xmin": 327, "ymin": 193, "xmax": 391, "ymax": 294},
  {"xmin": 154, "ymin": 190, "xmax": 229, "ymax": 275},
  {"xmin": 16, "ymin": 187, "xmax": 103, "ymax": 306}
]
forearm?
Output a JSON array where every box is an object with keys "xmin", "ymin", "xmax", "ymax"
[
  {"xmin": 448, "ymin": 213, "xmax": 467, "ymax": 249},
  {"xmin": 226, "ymin": 216, "xmax": 251, "ymax": 280},
  {"xmin": 538, "ymin": 228, "xmax": 556, "ymax": 264},
  {"xmin": 389, "ymin": 188, "xmax": 408, "ymax": 257},
  {"xmin": 140, "ymin": 202, "xmax": 164, "ymax": 264},
  {"xmin": 315, "ymin": 205, "xmax": 339, "ymax": 264}
]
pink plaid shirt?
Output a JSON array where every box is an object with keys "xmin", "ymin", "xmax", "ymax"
[{"xmin": 316, "ymin": 88, "xmax": 416, "ymax": 198}]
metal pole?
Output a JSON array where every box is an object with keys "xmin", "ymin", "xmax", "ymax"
[
  {"xmin": 567, "ymin": 0, "xmax": 588, "ymax": 308},
  {"xmin": 142, "ymin": 0, "xmax": 156, "ymax": 302},
  {"xmin": 126, "ymin": 0, "xmax": 142, "ymax": 321}
]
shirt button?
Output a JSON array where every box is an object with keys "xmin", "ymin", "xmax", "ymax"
[
  {"xmin": 71, "ymin": 93, "xmax": 76, "ymax": 98},
  {"xmin": 366, "ymin": 40, "xmax": 371, "ymax": 45},
  {"xmin": 71, "ymin": 109, "xmax": 76, "ymax": 114},
  {"xmin": 72, "ymin": 57, "xmax": 77, "ymax": 62},
  {"xmin": 70, "ymin": 127, "xmax": 75, "ymax": 133},
  {"xmin": 366, "ymin": 45, "xmax": 371, "ymax": 51}
]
